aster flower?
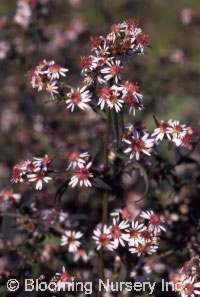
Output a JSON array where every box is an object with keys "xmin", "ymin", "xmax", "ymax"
[
  {"xmin": 152, "ymin": 121, "xmax": 173, "ymax": 141},
  {"xmin": 11, "ymin": 164, "xmax": 24, "ymax": 183},
  {"xmin": 46, "ymin": 61, "xmax": 68, "ymax": 80},
  {"xmin": 80, "ymin": 56, "xmax": 96, "ymax": 75},
  {"xmin": 135, "ymin": 32, "xmax": 149, "ymax": 53},
  {"xmin": 140, "ymin": 210, "xmax": 166, "ymax": 235},
  {"xmin": 27, "ymin": 171, "xmax": 52, "ymax": 190},
  {"xmin": 66, "ymin": 86, "xmax": 91, "ymax": 112},
  {"xmin": 109, "ymin": 218, "xmax": 130, "ymax": 249},
  {"xmin": 109, "ymin": 23, "xmax": 123, "ymax": 42},
  {"xmin": 33, "ymin": 155, "xmax": 52, "ymax": 171},
  {"xmin": 129, "ymin": 243, "xmax": 158, "ymax": 256},
  {"xmin": 127, "ymin": 220, "xmax": 145, "ymax": 247},
  {"xmin": 107, "ymin": 86, "xmax": 124, "ymax": 112},
  {"xmin": 54, "ymin": 266, "xmax": 74, "ymax": 289},
  {"xmin": 123, "ymin": 131, "xmax": 154, "ymax": 160},
  {"xmin": 168, "ymin": 119, "xmax": 187, "ymax": 139},
  {"xmin": 101, "ymin": 59, "xmax": 123, "ymax": 84},
  {"xmin": 21, "ymin": 160, "xmax": 38, "ymax": 173},
  {"xmin": 69, "ymin": 162, "xmax": 93, "ymax": 187},
  {"xmin": 181, "ymin": 276, "xmax": 200, "ymax": 297},
  {"xmin": 31, "ymin": 75, "xmax": 44, "ymax": 92},
  {"xmin": 45, "ymin": 81, "xmax": 59, "ymax": 97},
  {"xmin": 60, "ymin": 230, "xmax": 83, "ymax": 252},
  {"xmin": 98, "ymin": 86, "xmax": 111, "ymax": 110},
  {"xmin": 67, "ymin": 152, "xmax": 89, "ymax": 170},
  {"xmin": 93, "ymin": 225, "xmax": 114, "ymax": 251}
]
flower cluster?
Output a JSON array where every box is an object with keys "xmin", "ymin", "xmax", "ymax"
[
  {"xmin": 27, "ymin": 59, "xmax": 68, "ymax": 97},
  {"xmin": 171, "ymin": 258, "xmax": 200, "ymax": 297},
  {"xmin": 66, "ymin": 151, "xmax": 94, "ymax": 187},
  {"xmin": 152, "ymin": 119, "xmax": 194, "ymax": 147},
  {"xmin": 93, "ymin": 209, "xmax": 166, "ymax": 256},
  {"xmin": 11, "ymin": 154, "xmax": 52, "ymax": 190}
]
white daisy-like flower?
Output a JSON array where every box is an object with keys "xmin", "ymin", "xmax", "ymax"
[
  {"xmin": 181, "ymin": 276, "xmax": 200, "ymax": 297},
  {"xmin": 33, "ymin": 155, "xmax": 52, "ymax": 171},
  {"xmin": 69, "ymin": 162, "xmax": 93, "ymax": 187},
  {"xmin": 109, "ymin": 23, "xmax": 123, "ymax": 42},
  {"xmin": 152, "ymin": 121, "xmax": 173, "ymax": 141},
  {"xmin": 109, "ymin": 218, "xmax": 130, "ymax": 249},
  {"xmin": 66, "ymin": 86, "xmax": 91, "ymax": 112},
  {"xmin": 20, "ymin": 160, "xmax": 38, "ymax": 173},
  {"xmin": 168, "ymin": 119, "xmax": 187, "ymax": 139},
  {"xmin": 101, "ymin": 59, "xmax": 123, "ymax": 84},
  {"xmin": 11, "ymin": 164, "xmax": 24, "ymax": 183},
  {"xmin": 129, "ymin": 243, "xmax": 158, "ymax": 256},
  {"xmin": 80, "ymin": 55, "xmax": 96, "ymax": 75},
  {"xmin": 95, "ymin": 44, "xmax": 110, "ymax": 57},
  {"xmin": 46, "ymin": 61, "xmax": 69, "ymax": 80},
  {"xmin": 67, "ymin": 152, "xmax": 89, "ymax": 170},
  {"xmin": 27, "ymin": 171, "xmax": 52, "ymax": 190},
  {"xmin": 107, "ymin": 87, "xmax": 124, "ymax": 112},
  {"xmin": 93, "ymin": 225, "xmax": 114, "ymax": 251},
  {"xmin": 60, "ymin": 230, "xmax": 83, "ymax": 253},
  {"xmin": 98, "ymin": 86, "xmax": 111, "ymax": 110},
  {"xmin": 140, "ymin": 210, "xmax": 166, "ymax": 235},
  {"xmin": 127, "ymin": 221, "xmax": 145, "ymax": 247},
  {"xmin": 31, "ymin": 75, "xmax": 44, "ymax": 92},
  {"xmin": 45, "ymin": 81, "xmax": 59, "ymax": 97},
  {"xmin": 123, "ymin": 131, "xmax": 154, "ymax": 160},
  {"xmin": 55, "ymin": 266, "xmax": 72, "ymax": 286}
]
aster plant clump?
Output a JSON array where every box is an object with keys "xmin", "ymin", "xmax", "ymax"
[{"xmin": 2, "ymin": 19, "xmax": 199, "ymax": 297}]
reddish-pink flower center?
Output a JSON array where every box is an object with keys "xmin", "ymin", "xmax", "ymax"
[
  {"xmin": 123, "ymin": 39, "xmax": 132, "ymax": 49},
  {"xmin": 110, "ymin": 65, "xmax": 121, "ymax": 76},
  {"xmin": 173, "ymin": 125, "xmax": 181, "ymax": 133},
  {"xmin": 27, "ymin": 163, "xmax": 35, "ymax": 171},
  {"xmin": 90, "ymin": 36, "xmax": 102, "ymax": 49},
  {"xmin": 36, "ymin": 171, "xmax": 44, "ymax": 180},
  {"xmin": 71, "ymin": 91, "xmax": 82, "ymax": 104},
  {"xmin": 110, "ymin": 226, "xmax": 121, "ymax": 238},
  {"xmin": 109, "ymin": 94, "xmax": 118, "ymax": 104},
  {"xmin": 99, "ymin": 234, "xmax": 109, "ymax": 245},
  {"xmin": 136, "ymin": 33, "xmax": 149, "ymax": 46},
  {"xmin": 137, "ymin": 244, "xmax": 149, "ymax": 254},
  {"xmin": 182, "ymin": 134, "xmax": 192, "ymax": 145},
  {"xmin": 49, "ymin": 64, "xmax": 60, "ymax": 73},
  {"xmin": 111, "ymin": 24, "xmax": 120, "ymax": 33},
  {"xmin": 121, "ymin": 208, "xmax": 132, "ymax": 220},
  {"xmin": 99, "ymin": 87, "xmax": 111, "ymax": 99},
  {"xmin": 67, "ymin": 236, "xmax": 75, "ymax": 243},
  {"xmin": 69, "ymin": 152, "xmax": 79, "ymax": 161},
  {"xmin": 132, "ymin": 139, "xmax": 145, "ymax": 152},
  {"xmin": 76, "ymin": 168, "xmax": 89, "ymax": 180},
  {"xmin": 126, "ymin": 18, "xmax": 138, "ymax": 28},
  {"xmin": 61, "ymin": 272, "xmax": 70, "ymax": 282},
  {"xmin": 81, "ymin": 56, "xmax": 92, "ymax": 69},
  {"xmin": 12, "ymin": 164, "xmax": 22, "ymax": 181},
  {"xmin": 42, "ymin": 156, "xmax": 51, "ymax": 165},
  {"xmin": 150, "ymin": 215, "xmax": 160, "ymax": 227},
  {"xmin": 124, "ymin": 92, "xmax": 137, "ymax": 106},
  {"xmin": 160, "ymin": 122, "xmax": 168, "ymax": 132},
  {"xmin": 184, "ymin": 284, "xmax": 194, "ymax": 294},
  {"xmin": 130, "ymin": 229, "xmax": 138, "ymax": 238},
  {"xmin": 140, "ymin": 230, "xmax": 151, "ymax": 240},
  {"xmin": 124, "ymin": 81, "xmax": 140, "ymax": 93}
]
